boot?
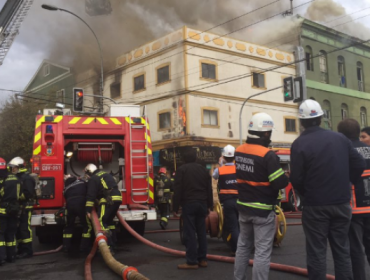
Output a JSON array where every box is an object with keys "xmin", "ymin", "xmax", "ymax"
[
  {"xmin": 198, "ymin": 260, "xmax": 208, "ymax": 268},
  {"xmin": 177, "ymin": 263, "xmax": 199, "ymax": 269}
]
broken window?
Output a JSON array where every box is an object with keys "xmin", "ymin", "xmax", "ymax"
[
  {"xmin": 110, "ymin": 82, "xmax": 121, "ymax": 99},
  {"xmin": 319, "ymin": 51, "xmax": 328, "ymax": 83},
  {"xmin": 357, "ymin": 62, "xmax": 364, "ymax": 92},
  {"xmin": 159, "ymin": 112, "xmax": 171, "ymax": 129},
  {"xmin": 305, "ymin": 46, "xmax": 313, "ymax": 71},
  {"xmin": 157, "ymin": 65, "xmax": 170, "ymax": 85},
  {"xmin": 134, "ymin": 74, "xmax": 145, "ymax": 92}
]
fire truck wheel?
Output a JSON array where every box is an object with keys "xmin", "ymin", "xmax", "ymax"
[{"xmin": 288, "ymin": 190, "xmax": 302, "ymax": 211}]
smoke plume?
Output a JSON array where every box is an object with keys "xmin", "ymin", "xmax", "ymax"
[{"xmin": 305, "ymin": 0, "xmax": 345, "ymax": 21}]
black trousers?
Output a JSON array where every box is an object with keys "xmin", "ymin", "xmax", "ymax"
[
  {"xmin": 158, "ymin": 203, "xmax": 170, "ymax": 229},
  {"xmin": 348, "ymin": 215, "xmax": 370, "ymax": 280},
  {"xmin": 302, "ymin": 203, "xmax": 353, "ymax": 280},
  {"xmin": 17, "ymin": 210, "xmax": 33, "ymax": 256},
  {"xmin": 63, "ymin": 202, "xmax": 92, "ymax": 252},
  {"xmin": 0, "ymin": 215, "xmax": 17, "ymax": 262},
  {"xmin": 222, "ymin": 198, "xmax": 239, "ymax": 253},
  {"xmin": 97, "ymin": 201, "xmax": 121, "ymax": 247}
]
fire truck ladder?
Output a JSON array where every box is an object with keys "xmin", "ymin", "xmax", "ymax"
[
  {"xmin": 0, "ymin": 0, "xmax": 34, "ymax": 66},
  {"xmin": 129, "ymin": 116, "xmax": 150, "ymax": 203}
]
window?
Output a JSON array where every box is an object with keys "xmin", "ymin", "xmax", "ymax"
[
  {"xmin": 322, "ymin": 100, "xmax": 332, "ymax": 130},
  {"xmin": 357, "ymin": 62, "xmax": 364, "ymax": 92},
  {"xmin": 202, "ymin": 108, "xmax": 218, "ymax": 126},
  {"xmin": 338, "ymin": 56, "xmax": 346, "ymax": 87},
  {"xmin": 133, "ymin": 73, "xmax": 145, "ymax": 92},
  {"xmin": 319, "ymin": 51, "xmax": 328, "ymax": 83},
  {"xmin": 305, "ymin": 46, "xmax": 313, "ymax": 71},
  {"xmin": 110, "ymin": 82, "xmax": 121, "ymax": 99},
  {"xmin": 200, "ymin": 61, "xmax": 217, "ymax": 80},
  {"xmin": 158, "ymin": 111, "xmax": 171, "ymax": 130},
  {"xmin": 43, "ymin": 64, "xmax": 50, "ymax": 77},
  {"xmin": 156, "ymin": 64, "xmax": 170, "ymax": 85},
  {"xmin": 56, "ymin": 89, "xmax": 65, "ymax": 103},
  {"xmin": 361, "ymin": 107, "xmax": 367, "ymax": 128},
  {"xmin": 341, "ymin": 103, "xmax": 349, "ymax": 120},
  {"xmin": 252, "ymin": 72, "xmax": 266, "ymax": 89},
  {"xmin": 284, "ymin": 117, "xmax": 297, "ymax": 133}
]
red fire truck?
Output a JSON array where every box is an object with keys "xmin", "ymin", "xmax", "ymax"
[{"xmin": 29, "ymin": 105, "xmax": 156, "ymax": 242}]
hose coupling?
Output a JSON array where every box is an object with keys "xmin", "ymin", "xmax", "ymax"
[
  {"xmin": 95, "ymin": 233, "xmax": 108, "ymax": 245},
  {"xmin": 122, "ymin": 266, "xmax": 138, "ymax": 280}
]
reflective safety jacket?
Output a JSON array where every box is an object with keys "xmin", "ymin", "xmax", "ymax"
[
  {"xmin": 155, "ymin": 174, "xmax": 173, "ymax": 204},
  {"xmin": 0, "ymin": 174, "xmax": 22, "ymax": 216},
  {"xmin": 86, "ymin": 170, "xmax": 122, "ymax": 213},
  {"xmin": 17, "ymin": 170, "xmax": 36, "ymax": 210},
  {"xmin": 235, "ymin": 141, "xmax": 289, "ymax": 217},
  {"xmin": 218, "ymin": 165, "xmax": 238, "ymax": 203}
]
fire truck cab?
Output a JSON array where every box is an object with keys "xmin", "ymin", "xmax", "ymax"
[{"xmin": 30, "ymin": 104, "xmax": 156, "ymax": 242}]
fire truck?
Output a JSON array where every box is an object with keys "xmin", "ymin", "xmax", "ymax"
[{"xmin": 29, "ymin": 105, "xmax": 157, "ymax": 243}]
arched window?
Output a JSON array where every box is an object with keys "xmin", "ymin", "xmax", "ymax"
[
  {"xmin": 319, "ymin": 51, "xmax": 328, "ymax": 83},
  {"xmin": 357, "ymin": 62, "xmax": 364, "ymax": 91},
  {"xmin": 341, "ymin": 103, "xmax": 349, "ymax": 120},
  {"xmin": 361, "ymin": 107, "xmax": 367, "ymax": 128},
  {"xmin": 322, "ymin": 100, "xmax": 332, "ymax": 130},
  {"xmin": 338, "ymin": 56, "xmax": 346, "ymax": 87},
  {"xmin": 305, "ymin": 46, "xmax": 313, "ymax": 71}
]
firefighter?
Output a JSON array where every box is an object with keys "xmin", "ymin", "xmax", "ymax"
[
  {"xmin": 213, "ymin": 144, "xmax": 239, "ymax": 254},
  {"xmin": 234, "ymin": 113, "xmax": 289, "ymax": 280},
  {"xmin": 7, "ymin": 157, "xmax": 36, "ymax": 259},
  {"xmin": 155, "ymin": 167, "xmax": 173, "ymax": 230},
  {"xmin": 0, "ymin": 158, "xmax": 22, "ymax": 265},
  {"xmin": 63, "ymin": 175, "xmax": 92, "ymax": 254},
  {"xmin": 84, "ymin": 164, "xmax": 122, "ymax": 248}
]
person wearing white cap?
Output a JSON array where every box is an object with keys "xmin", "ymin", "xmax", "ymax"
[{"xmin": 290, "ymin": 99, "xmax": 365, "ymax": 280}]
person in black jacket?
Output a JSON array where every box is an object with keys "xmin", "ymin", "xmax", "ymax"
[
  {"xmin": 290, "ymin": 100, "xmax": 365, "ymax": 280},
  {"xmin": 338, "ymin": 118, "xmax": 370, "ymax": 280},
  {"xmin": 63, "ymin": 176, "xmax": 91, "ymax": 253},
  {"xmin": 173, "ymin": 148, "xmax": 213, "ymax": 270}
]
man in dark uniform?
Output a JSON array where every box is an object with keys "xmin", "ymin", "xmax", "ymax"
[
  {"xmin": 155, "ymin": 167, "xmax": 173, "ymax": 230},
  {"xmin": 338, "ymin": 118, "xmax": 370, "ymax": 280},
  {"xmin": 7, "ymin": 157, "xmax": 37, "ymax": 259},
  {"xmin": 85, "ymin": 164, "xmax": 122, "ymax": 248},
  {"xmin": 0, "ymin": 158, "xmax": 22, "ymax": 265},
  {"xmin": 63, "ymin": 175, "xmax": 91, "ymax": 253}
]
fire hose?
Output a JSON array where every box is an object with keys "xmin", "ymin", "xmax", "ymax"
[
  {"xmin": 33, "ymin": 245, "xmax": 63, "ymax": 256},
  {"xmin": 86, "ymin": 208, "xmax": 150, "ymax": 280},
  {"xmin": 117, "ymin": 212, "xmax": 335, "ymax": 280}
]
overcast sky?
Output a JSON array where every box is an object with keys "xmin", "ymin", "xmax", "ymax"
[{"xmin": 0, "ymin": 0, "xmax": 369, "ymax": 103}]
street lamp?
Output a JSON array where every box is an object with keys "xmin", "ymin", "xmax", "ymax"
[{"xmin": 41, "ymin": 4, "xmax": 104, "ymax": 112}]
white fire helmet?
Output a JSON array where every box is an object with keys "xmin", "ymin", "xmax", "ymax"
[
  {"xmin": 8, "ymin": 157, "xmax": 25, "ymax": 169},
  {"xmin": 85, "ymin": 163, "xmax": 97, "ymax": 176},
  {"xmin": 223, "ymin": 145, "xmax": 235, "ymax": 158},
  {"xmin": 298, "ymin": 99, "xmax": 324, "ymax": 119},
  {"xmin": 248, "ymin": 113, "xmax": 274, "ymax": 132}
]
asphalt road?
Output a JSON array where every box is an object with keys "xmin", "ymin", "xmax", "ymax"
[{"xmin": 1, "ymin": 218, "xmax": 369, "ymax": 280}]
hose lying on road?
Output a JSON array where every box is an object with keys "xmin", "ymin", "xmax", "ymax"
[
  {"xmin": 118, "ymin": 214, "xmax": 334, "ymax": 280},
  {"xmin": 89, "ymin": 208, "xmax": 149, "ymax": 280},
  {"xmin": 84, "ymin": 239, "xmax": 99, "ymax": 280},
  {"xmin": 33, "ymin": 245, "xmax": 63, "ymax": 256},
  {"xmin": 145, "ymin": 229, "xmax": 180, "ymax": 234}
]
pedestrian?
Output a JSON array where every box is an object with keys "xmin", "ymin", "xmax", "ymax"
[
  {"xmin": 338, "ymin": 118, "xmax": 370, "ymax": 280},
  {"xmin": 360, "ymin": 127, "xmax": 370, "ymax": 146},
  {"xmin": 155, "ymin": 167, "xmax": 173, "ymax": 230},
  {"xmin": 173, "ymin": 147, "xmax": 213, "ymax": 269},
  {"xmin": 0, "ymin": 158, "xmax": 23, "ymax": 265},
  {"xmin": 290, "ymin": 100, "xmax": 365, "ymax": 280},
  {"xmin": 234, "ymin": 113, "xmax": 289, "ymax": 280},
  {"xmin": 7, "ymin": 157, "xmax": 36, "ymax": 259},
  {"xmin": 213, "ymin": 144, "xmax": 239, "ymax": 254},
  {"xmin": 62, "ymin": 175, "xmax": 92, "ymax": 254},
  {"xmin": 85, "ymin": 164, "xmax": 122, "ymax": 249}
]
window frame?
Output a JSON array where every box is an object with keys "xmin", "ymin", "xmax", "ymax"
[
  {"xmin": 156, "ymin": 63, "xmax": 171, "ymax": 86},
  {"xmin": 283, "ymin": 116, "xmax": 298, "ymax": 134},
  {"xmin": 133, "ymin": 72, "xmax": 146, "ymax": 93},
  {"xmin": 199, "ymin": 60, "xmax": 218, "ymax": 82},
  {"xmin": 341, "ymin": 103, "xmax": 349, "ymax": 120},
  {"xmin": 305, "ymin": 46, "xmax": 314, "ymax": 71},
  {"xmin": 337, "ymin": 56, "xmax": 346, "ymax": 87},
  {"xmin": 110, "ymin": 82, "xmax": 121, "ymax": 99},
  {"xmin": 357, "ymin": 62, "xmax": 364, "ymax": 92},
  {"xmin": 360, "ymin": 107, "xmax": 367, "ymax": 128},
  {"xmin": 43, "ymin": 64, "xmax": 50, "ymax": 77},
  {"xmin": 251, "ymin": 72, "xmax": 267, "ymax": 89},
  {"xmin": 319, "ymin": 51, "xmax": 328, "ymax": 83},
  {"xmin": 157, "ymin": 110, "xmax": 172, "ymax": 131},
  {"xmin": 201, "ymin": 107, "xmax": 220, "ymax": 128}
]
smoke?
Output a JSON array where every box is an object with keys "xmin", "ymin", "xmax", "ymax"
[{"xmin": 305, "ymin": 0, "xmax": 345, "ymax": 21}]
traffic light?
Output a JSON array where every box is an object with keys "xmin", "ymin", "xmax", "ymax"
[
  {"xmin": 293, "ymin": 76, "xmax": 304, "ymax": 103},
  {"xmin": 73, "ymin": 88, "xmax": 84, "ymax": 112},
  {"xmin": 283, "ymin": 77, "xmax": 294, "ymax": 102}
]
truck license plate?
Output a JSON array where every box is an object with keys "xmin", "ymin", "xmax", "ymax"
[{"xmin": 42, "ymin": 164, "xmax": 62, "ymax": 171}]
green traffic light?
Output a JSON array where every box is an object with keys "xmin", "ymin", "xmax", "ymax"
[{"xmin": 285, "ymin": 92, "xmax": 289, "ymax": 96}]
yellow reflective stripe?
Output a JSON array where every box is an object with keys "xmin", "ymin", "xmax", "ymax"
[
  {"xmin": 69, "ymin": 117, "xmax": 81, "ymax": 124},
  {"xmin": 111, "ymin": 196, "xmax": 122, "ymax": 201},
  {"xmin": 82, "ymin": 233, "xmax": 91, "ymax": 238},
  {"xmin": 99, "ymin": 205, "xmax": 106, "ymax": 230},
  {"xmin": 19, "ymin": 238, "xmax": 32, "ymax": 243},
  {"xmin": 149, "ymin": 190, "xmax": 154, "ymax": 200},
  {"xmin": 161, "ymin": 217, "xmax": 168, "ymax": 222},
  {"xmin": 0, "ymin": 208, "xmax": 6, "ymax": 214},
  {"xmin": 145, "ymin": 145, "xmax": 152, "ymax": 155},
  {"xmin": 82, "ymin": 215, "xmax": 92, "ymax": 238},
  {"xmin": 145, "ymin": 133, "xmax": 151, "ymax": 143},
  {"xmin": 25, "ymin": 206, "xmax": 33, "ymax": 209},
  {"xmin": 97, "ymin": 118, "xmax": 108, "ymax": 124},
  {"xmin": 33, "ymin": 145, "xmax": 41, "ymax": 155},
  {"xmin": 86, "ymin": 201, "xmax": 94, "ymax": 207},
  {"xmin": 28, "ymin": 211, "xmax": 32, "ymax": 242},
  {"xmin": 110, "ymin": 118, "xmax": 122, "ymax": 125},
  {"xmin": 148, "ymin": 177, "xmax": 153, "ymax": 186},
  {"xmin": 34, "ymin": 132, "xmax": 41, "ymax": 143},
  {"xmin": 6, "ymin": 241, "xmax": 16, "ymax": 246},
  {"xmin": 164, "ymin": 189, "xmax": 171, "ymax": 193},
  {"xmin": 237, "ymin": 200, "xmax": 274, "ymax": 210},
  {"xmin": 108, "ymin": 225, "xmax": 115, "ymax": 230},
  {"xmin": 63, "ymin": 234, "xmax": 73, "ymax": 238},
  {"xmin": 125, "ymin": 117, "xmax": 134, "ymax": 124},
  {"xmin": 0, "ymin": 241, "xmax": 5, "ymax": 246},
  {"xmin": 35, "ymin": 116, "xmax": 46, "ymax": 129},
  {"xmin": 101, "ymin": 178, "xmax": 108, "ymax": 189},
  {"xmin": 54, "ymin": 116, "xmax": 63, "ymax": 123},
  {"xmin": 269, "ymin": 168, "xmax": 285, "ymax": 182},
  {"xmin": 99, "ymin": 198, "xmax": 107, "ymax": 204},
  {"xmin": 83, "ymin": 117, "xmax": 94, "ymax": 124}
]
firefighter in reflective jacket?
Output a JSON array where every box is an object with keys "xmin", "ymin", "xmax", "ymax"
[
  {"xmin": 63, "ymin": 176, "xmax": 92, "ymax": 253},
  {"xmin": 234, "ymin": 113, "xmax": 289, "ymax": 280},
  {"xmin": 85, "ymin": 164, "xmax": 122, "ymax": 247},
  {"xmin": 0, "ymin": 158, "xmax": 22, "ymax": 265},
  {"xmin": 8, "ymin": 157, "xmax": 36, "ymax": 259},
  {"xmin": 155, "ymin": 167, "xmax": 173, "ymax": 230},
  {"xmin": 213, "ymin": 144, "xmax": 239, "ymax": 254}
]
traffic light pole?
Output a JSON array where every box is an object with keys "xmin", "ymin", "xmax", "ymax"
[{"xmin": 239, "ymin": 86, "xmax": 283, "ymax": 145}]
